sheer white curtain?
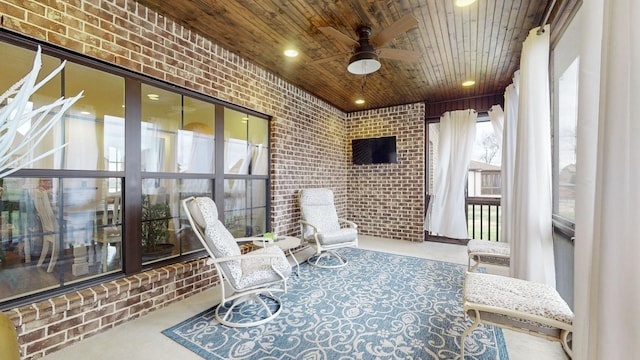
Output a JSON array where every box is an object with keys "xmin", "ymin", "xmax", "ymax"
[
  {"xmin": 424, "ymin": 109, "xmax": 477, "ymax": 239},
  {"xmin": 510, "ymin": 25, "xmax": 556, "ymax": 286},
  {"xmin": 574, "ymin": 1, "xmax": 640, "ymax": 358},
  {"xmin": 488, "ymin": 105, "xmax": 504, "ymax": 145},
  {"xmin": 500, "ymin": 74, "xmax": 519, "ymax": 245}
]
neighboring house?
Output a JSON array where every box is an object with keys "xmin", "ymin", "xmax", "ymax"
[{"xmin": 467, "ymin": 160, "xmax": 501, "ymax": 197}]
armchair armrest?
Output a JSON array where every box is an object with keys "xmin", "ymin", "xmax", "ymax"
[
  {"xmin": 299, "ymin": 220, "xmax": 320, "ymax": 233},
  {"xmin": 338, "ymin": 218, "xmax": 357, "ymax": 229},
  {"xmin": 209, "ymin": 251, "xmax": 284, "ymax": 263},
  {"xmin": 205, "ymin": 250, "xmax": 289, "ymax": 277}
]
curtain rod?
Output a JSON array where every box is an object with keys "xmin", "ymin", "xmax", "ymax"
[{"xmin": 537, "ymin": 0, "xmax": 558, "ymax": 35}]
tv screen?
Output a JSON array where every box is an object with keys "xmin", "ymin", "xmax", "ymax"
[{"xmin": 352, "ymin": 136, "xmax": 397, "ymax": 164}]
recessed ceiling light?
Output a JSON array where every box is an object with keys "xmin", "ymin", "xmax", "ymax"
[
  {"xmin": 147, "ymin": 94, "xmax": 159, "ymax": 101},
  {"xmin": 355, "ymin": 98, "xmax": 365, "ymax": 105},
  {"xmin": 80, "ymin": 111, "xmax": 90, "ymax": 115},
  {"xmin": 462, "ymin": 80, "xmax": 476, "ymax": 87},
  {"xmin": 455, "ymin": 0, "xmax": 477, "ymax": 7},
  {"xmin": 284, "ymin": 49, "xmax": 299, "ymax": 57}
]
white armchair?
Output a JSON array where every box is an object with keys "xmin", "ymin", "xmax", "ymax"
[
  {"xmin": 182, "ymin": 196, "xmax": 291, "ymax": 327},
  {"xmin": 298, "ymin": 188, "xmax": 358, "ymax": 268}
]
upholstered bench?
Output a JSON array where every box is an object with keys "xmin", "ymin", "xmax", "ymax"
[
  {"xmin": 461, "ymin": 272, "xmax": 574, "ymax": 359},
  {"xmin": 467, "ymin": 239, "xmax": 510, "ymax": 271}
]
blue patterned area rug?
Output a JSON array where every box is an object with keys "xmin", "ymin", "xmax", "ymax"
[{"xmin": 162, "ymin": 248, "xmax": 508, "ymax": 359}]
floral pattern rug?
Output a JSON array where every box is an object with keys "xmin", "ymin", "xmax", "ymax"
[{"xmin": 163, "ymin": 248, "xmax": 508, "ymax": 359}]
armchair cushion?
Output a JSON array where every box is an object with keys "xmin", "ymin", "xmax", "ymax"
[
  {"xmin": 236, "ymin": 246, "xmax": 291, "ymax": 289},
  {"xmin": 190, "ymin": 197, "xmax": 212, "ymax": 229},
  {"xmin": 313, "ymin": 227, "xmax": 358, "ymax": 245},
  {"xmin": 299, "ymin": 188, "xmax": 342, "ymax": 239},
  {"xmin": 196, "ymin": 197, "xmax": 242, "ymax": 280}
]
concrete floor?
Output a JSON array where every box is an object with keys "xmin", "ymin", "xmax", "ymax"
[{"xmin": 41, "ymin": 235, "xmax": 569, "ymax": 360}]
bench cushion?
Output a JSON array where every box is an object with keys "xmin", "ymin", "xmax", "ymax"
[
  {"xmin": 464, "ymin": 272, "xmax": 573, "ymax": 327},
  {"xmin": 467, "ymin": 239, "xmax": 510, "ymax": 267}
]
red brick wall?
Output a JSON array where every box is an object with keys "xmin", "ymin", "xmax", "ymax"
[
  {"xmin": 347, "ymin": 104, "xmax": 426, "ymax": 242},
  {"xmin": 4, "ymin": 257, "xmax": 219, "ymax": 359}
]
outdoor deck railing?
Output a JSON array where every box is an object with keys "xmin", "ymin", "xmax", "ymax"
[{"xmin": 466, "ymin": 197, "xmax": 501, "ymax": 242}]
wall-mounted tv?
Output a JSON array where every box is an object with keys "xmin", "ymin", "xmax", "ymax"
[{"xmin": 352, "ymin": 136, "xmax": 397, "ymax": 165}]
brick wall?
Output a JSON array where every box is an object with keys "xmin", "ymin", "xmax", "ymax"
[
  {"xmin": 3, "ymin": 257, "xmax": 218, "ymax": 359},
  {"xmin": 347, "ymin": 103, "xmax": 426, "ymax": 242}
]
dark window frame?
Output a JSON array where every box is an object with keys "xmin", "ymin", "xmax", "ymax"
[{"xmin": 0, "ymin": 30, "xmax": 271, "ymax": 309}]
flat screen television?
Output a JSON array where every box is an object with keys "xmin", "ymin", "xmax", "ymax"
[{"xmin": 352, "ymin": 136, "xmax": 397, "ymax": 164}]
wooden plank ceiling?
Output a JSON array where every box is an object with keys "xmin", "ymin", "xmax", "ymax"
[{"xmin": 134, "ymin": 0, "xmax": 569, "ymax": 113}]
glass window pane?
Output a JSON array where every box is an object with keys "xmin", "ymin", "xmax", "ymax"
[
  {"xmin": 179, "ymin": 96, "xmax": 215, "ymax": 174},
  {"xmin": 0, "ymin": 43, "xmax": 65, "ymax": 170},
  {"xmin": 556, "ymin": 58, "xmax": 579, "ymax": 220},
  {"xmin": 64, "ymin": 62, "xmax": 125, "ymax": 170},
  {"xmin": 0, "ymin": 176, "xmax": 123, "ymax": 302},
  {"xmin": 248, "ymin": 116, "xmax": 269, "ymax": 175},
  {"xmin": 99, "ymin": 184, "xmax": 123, "ymax": 273},
  {"xmin": 142, "ymin": 178, "xmax": 175, "ymax": 264},
  {"xmin": 141, "ymin": 85, "xmax": 181, "ymax": 173},
  {"xmin": 176, "ymin": 179, "xmax": 212, "ymax": 255},
  {"xmin": 224, "ymin": 109, "xmax": 250, "ymax": 174},
  {"xmin": 142, "ymin": 178, "xmax": 212, "ymax": 263},
  {"xmin": 224, "ymin": 179, "xmax": 266, "ymax": 237}
]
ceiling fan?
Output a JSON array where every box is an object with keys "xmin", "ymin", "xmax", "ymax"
[{"xmin": 316, "ymin": 14, "xmax": 420, "ymax": 75}]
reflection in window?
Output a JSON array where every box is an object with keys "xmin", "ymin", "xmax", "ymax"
[
  {"xmin": 179, "ymin": 96, "xmax": 215, "ymax": 174},
  {"xmin": 224, "ymin": 110, "xmax": 269, "ymax": 175},
  {"xmin": 0, "ymin": 40, "xmax": 270, "ymax": 308},
  {"xmin": 0, "ymin": 42, "xmax": 63, "ymax": 170},
  {"xmin": 556, "ymin": 58, "xmax": 579, "ymax": 220},
  {"xmin": 141, "ymin": 178, "xmax": 210, "ymax": 265},
  {"xmin": 141, "ymin": 85, "xmax": 181, "ymax": 173},
  {"xmin": 65, "ymin": 62, "xmax": 125, "ymax": 171},
  {"xmin": 0, "ymin": 176, "xmax": 123, "ymax": 302},
  {"xmin": 224, "ymin": 179, "xmax": 267, "ymax": 237}
]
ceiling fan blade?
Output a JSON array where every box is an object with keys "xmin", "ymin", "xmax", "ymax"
[
  {"xmin": 306, "ymin": 53, "xmax": 348, "ymax": 66},
  {"xmin": 378, "ymin": 48, "xmax": 421, "ymax": 62},
  {"xmin": 370, "ymin": 14, "xmax": 418, "ymax": 48},
  {"xmin": 318, "ymin": 27, "xmax": 359, "ymax": 48}
]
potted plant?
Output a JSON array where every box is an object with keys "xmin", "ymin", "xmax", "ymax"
[{"xmin": 141, "ymin": 195, "xmax": 173, "ymax": 257}]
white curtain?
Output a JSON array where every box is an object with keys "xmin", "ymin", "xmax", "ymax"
[
  {"xmin": 574, "ymin": 1, "xmax": 640, "ymax": 358},
  {"xmin": 424, "ymin": 109, "xmax": 477, "ymax": 239},
  {"xmin": 488, "ymin": 104, "xmax": 504, "ymax": 145},
  {"xmin": 500, "ymin": 72, "xmax": 519, "ymax": 245},
  {"xmin": 510, "ymin": 25, "xmax": 556, "ymax": 286}
]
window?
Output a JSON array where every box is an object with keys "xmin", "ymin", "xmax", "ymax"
[
  {"xmin": 223, "ymin": 110, "xmax": 269, "ymax": 237},
  {"xmin": 552, "ymin": 7, "xmax": 581, "ymax": 227},
  {"xmin": 555, "ymin": 59, "xmax": 579, "ymax": 221},
  {"xmin": 481, "ymin": 173, "xmax": 502, "ymax": 196},
  {"xmin": 0, "ymin": 39, "xmax": 270, "ymax": 307}
]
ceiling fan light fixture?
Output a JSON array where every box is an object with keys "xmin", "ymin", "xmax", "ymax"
[
  {"xmin": 284, "ymin": 49, "xmax": 299, "ymax": 57},
  {"xmin": 347, "ymin": 51, "xmax": 381, "ymax": 75}
]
